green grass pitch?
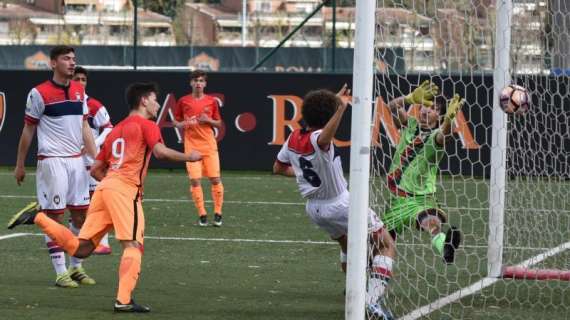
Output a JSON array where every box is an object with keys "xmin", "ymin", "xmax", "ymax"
[{"xmin": 0, "ymin": 169, "xmax": 568, "ymax": 319}]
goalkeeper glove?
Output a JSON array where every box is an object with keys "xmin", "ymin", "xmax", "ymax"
[
  {"xmin": 445, "ymin": 94, "xmax": 465, "ymax": 122},
  {"xmin": 405, "ymin": 80, "xmax": 439, "ymax": 107}
]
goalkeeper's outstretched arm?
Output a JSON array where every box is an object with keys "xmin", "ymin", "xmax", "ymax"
[
  {"xmin": 387, "ymin": 80, "xmax": 439, "ymax": 129},
  {"xmin": 436, "ymin": 94, "xmax": 465, "ymax": 146}
]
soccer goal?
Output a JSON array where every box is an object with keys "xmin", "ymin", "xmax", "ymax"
[{"xmin": 348, "ymin": 0, "xmax": 570, "ymax": 319}]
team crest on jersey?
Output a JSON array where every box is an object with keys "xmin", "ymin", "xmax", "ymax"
[
  {"xmin": 0, "ymin": 92, "xmax": 5, "ymax": 135},
  {"xmin": 53, "ymin": 195, "xmax": 61, "ymax": 205}
]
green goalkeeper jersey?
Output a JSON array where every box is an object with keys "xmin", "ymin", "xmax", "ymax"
[{"xmin": 387, "ymin": 117, "xmax": 444, "ymax": 196}]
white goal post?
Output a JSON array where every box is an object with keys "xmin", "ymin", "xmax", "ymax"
[{"xmin": 348, "ymin": 0, "xmax": 570, "ymax": 319}]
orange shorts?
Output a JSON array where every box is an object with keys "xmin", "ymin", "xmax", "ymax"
[
  {"xmin": 186, "ymin": 151, "xmax": 220, "ymax": 179},
  {"xmin": 78, "ymin": 188, "xmax": 145, "ymax": 246}
]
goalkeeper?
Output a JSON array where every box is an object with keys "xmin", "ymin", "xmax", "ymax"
[{"xmin": 384, "ymin": 81, "xmax": 465, "ymax": 264}]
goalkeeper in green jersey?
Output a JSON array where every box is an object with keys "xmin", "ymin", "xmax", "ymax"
[{"xmin": 384, "ymin": 80, "xmax": 465, "ymax": 264}]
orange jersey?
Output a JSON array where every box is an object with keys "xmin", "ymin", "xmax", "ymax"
[
  {"xmin": 174, "ymin": 94, "xmax": 221, "ymax": 153},
  {"xmin": 96, "ymin": 114, "xmax": 163, "ymax": 195}
]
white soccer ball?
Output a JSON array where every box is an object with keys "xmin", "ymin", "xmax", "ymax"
[{"xmin": 499, "ymin": 84, "xmax": 530, "ymax": 115}]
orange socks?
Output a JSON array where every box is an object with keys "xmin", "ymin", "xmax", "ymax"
[
  {"xmin": 34, "ymin": 212, "xmax": 79, "ymax": 256},
  {"xmin": 190, "ymin": 185, "xmax": 207, "ymax": 216},
  {"xmin": 211, "ymin": 183, "xmax": 224, "ymax": 214},
  {"xmin": 117, "ymin": 247, "xmax": 142, "ymax": 304}
]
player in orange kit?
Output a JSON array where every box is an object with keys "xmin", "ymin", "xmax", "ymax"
[
  {"xmin": 8, "ymin": 82, "xmax": 202, "ymax": 313},
  {"xmin": 173, "ymin": 70, "xmax": 224, "ymax": 227}
]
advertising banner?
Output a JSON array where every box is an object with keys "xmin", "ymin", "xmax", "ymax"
[{"xmin": 0, "ymin": 71, "xmax": 568, "ymax": 177}]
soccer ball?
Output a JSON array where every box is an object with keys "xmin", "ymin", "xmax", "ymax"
[{"xmin": 499, "ymin": 84, "xmax": 530, "ymax": 115}]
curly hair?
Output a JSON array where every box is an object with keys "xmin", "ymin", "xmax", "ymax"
[{"xmin": 301, "ymin": 89, "xmax": 341, "ymax": 129}]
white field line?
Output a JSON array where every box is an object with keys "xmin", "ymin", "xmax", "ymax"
[
  {"xmin": 0, "ymin": 172, "xmax": 274, "ymax": 180},
  {"xmin": 0, "ymin": 233, "xmax": 30, "ymax": 240},
  {"xmin": 0, "ymin": 195, "xmax": 303, "ymax": 206},
  {"xmin": 401, "ymin": 240, "xmax": 570, "ymax": 320},
  {"xmin": 1, "ymin": 194, "xmax": 567, "ymax": 214},
  {"xmin": 0, "ymin": 232, "xmax": 554, "ymax": 252}
]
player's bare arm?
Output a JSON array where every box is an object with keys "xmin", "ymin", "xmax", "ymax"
[
  {"xmin": 90, "ymin": 159, "xmax": 108, "ymax": 182},
  {"xmin": 316, "ymin": 84, "xmax": 351, "ymax": 150},
  {"xmin": 14, "ymin": 123, "xmax": 37, "ymax": 185},
  {"xmin": 387, "ymin": 97, "xmax": 408, "ymax": 129},
  {"xmin": 82, "ymin": 119, "xmax": 97, "ymax": 158},
  {"xmin": 273, "ymin": 161, "xmax": 295, "ymax": 177},
  {"xmin": 198, "ymin": 113, "xmax": 223, "ymax": 129},
  {"xmin": 152, "ymin": 142, "xmax": 202, "ymax": 162},
  {"xmin": 436, "ymin": 94, "xmax": 465, "ymax": 146},
  {"xmin": 95, "ymin": 127, "xmax": 113, "ymax": 148}
]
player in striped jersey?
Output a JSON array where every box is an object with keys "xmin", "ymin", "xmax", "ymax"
[
  {"xmin": 73, "ymin": 66, "xmax": 114, "ymax": 255},
  {"xmin": 13, "ymin": 46, "xmax": 98, "ymax": 288},
  {"xmin": 8, "ymin": 82, "xmax": 202, "ymax": 312},
  {"xmin": 273, "ymin": 86, "xmax": 397, "ymax": 319}
]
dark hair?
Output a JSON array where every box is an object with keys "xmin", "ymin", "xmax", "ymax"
[
  {"xmin": 434, "ymin": 95, "xmax": 447, "ymax": 117},
  {"xmin": 50, "ymin": 45, "xmax": 75, "ymax": 60},
  {"xmin": 125, "ymin": 82, "xmax": 159, "ymax": 110},
  {"xmin": 301, "ymin": 89, "xmax": 341, "ymax": 129},
  {"xmin": 190, "ymin": 69, "xmax": 207, "ymax": 81},
  {"xmin": 74, "ymin": 66, "xmax": 88, "ymax": 77}
]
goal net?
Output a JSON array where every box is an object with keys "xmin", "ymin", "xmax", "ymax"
[{"xmin": 366, "ymin": 0, "xmax": 570, "ymax": 319}]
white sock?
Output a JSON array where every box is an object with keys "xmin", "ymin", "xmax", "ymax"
[
  {"xmin": 99, "ymin": 233, "xmax": 109, "ymax": 247},
  {"xmin": 367, "ymin": 255, "xmax": 394, "ymax": 305},
  {"xmin": 45, "ymin": 234, "xmax": 67, "ymax": 275},
  {"xmin": 69, "ymin": 222, "xmax": 83, "ymax": 268}
]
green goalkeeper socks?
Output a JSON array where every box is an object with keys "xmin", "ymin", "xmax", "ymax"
[{"xmin": 432, "ymin": 232, "xmax": 446, "ymax": 255}]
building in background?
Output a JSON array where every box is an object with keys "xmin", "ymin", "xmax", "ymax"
[
  {"xmin": 0, "ymin": 0, "xmax": 174, "ymax": 45},
  {"xmin": 0, "ymin": 0, "xmax": 553, "ymax": 73}
]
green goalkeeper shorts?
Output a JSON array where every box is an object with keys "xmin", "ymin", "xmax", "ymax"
[{"xmin": 383, "ymin": 195, "xmax": 447, "ymax": 234}]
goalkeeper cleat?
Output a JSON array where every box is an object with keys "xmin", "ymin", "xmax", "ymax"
[
  {"xmin": 213, "ymin": 213, "xmax": 222, "ymax": 227},
  {"xmin": 198, "ymin": 215, "xmax": 208, "ymax": 227},
  {"xmin": 55, "ymin": 271, "xmax": 79, "ymax": 288},
  {"xmin": 93, "ymin": 245, "xmax": 112, "ymax": 255},
  {"xmin": 366, "ymin": 298, "xmax": 395, "ymax": 320},
  {"xmin": 69, "ymin": 266, "xmax": 96, "ymax": 285},
  {"xmin": 114, "ymin": 299, "xmax": 151, "ymax": 313},
  {"xmin": 7, "ymin": 202, "xmax": 39, "ymax": 229},
  {"xmin": 443, "ymin": 226, "xmax": 462, "ymax": 264}
]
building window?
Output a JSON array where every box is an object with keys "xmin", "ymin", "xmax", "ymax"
[
  {"xmin": 255, "ymin": 1, "xmax": 271, "ymax": 13},
  {"xmin": 0, "ymin": 21, "xmax": 8, "ymax": 34}
]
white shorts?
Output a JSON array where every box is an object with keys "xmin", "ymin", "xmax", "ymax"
[
  {"xmin": 36, "ymin": 157, "xmax": 90, "ymax": 214},
  {"xmin": 305, "ymin": 191, "xmax": 384, "ymax": 240}
]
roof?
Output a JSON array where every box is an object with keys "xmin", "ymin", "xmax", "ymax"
[{"xmin": 0, "ymin": 3, "xmax": 59, "ymax": 19}]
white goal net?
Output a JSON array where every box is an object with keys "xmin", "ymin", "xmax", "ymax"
[{"xmin": 365, "ymin": 0, "xmax": 570, "ymax": 319}]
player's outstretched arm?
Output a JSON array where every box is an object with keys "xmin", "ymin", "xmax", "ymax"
[
  {"xmin": 388, "ymin": 80, "xmax": 439, "ymax": 129},
  {"xmin": 14, "ymin": 123, "xmax": 36, "ymax": 185},
  {"xmin": 317, "ymin": 84, "xmax": 350, "ymax": 149},
  {"xmin": 152, "ymin": 143, "xmax": 202, "ymax": 162},
  {"xmin": 82, "ymin": 119, "xmax": 97, "ymax": 158},
  {"xmin": 273, "ymin": 161, "xmax": 295, "ymax": 177},
  {"xmin": 95, "ymin": 127, "xmax": 112, "ymax": 148},
  {"xmin": 436, "ymin": 94, "xmax": 465, "ymax": 146},
  {"xmin": 90, "ymin": 159, "xmax": 108, "ymax": 182}
]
